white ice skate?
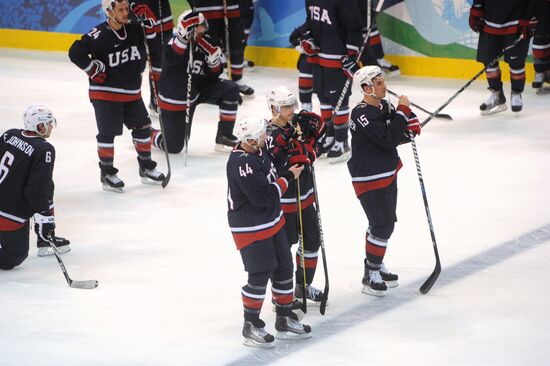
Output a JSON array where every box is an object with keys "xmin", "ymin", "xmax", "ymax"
[{"xmin": 480, "ymin": 89, "xmax": 507, "ymax": 116}]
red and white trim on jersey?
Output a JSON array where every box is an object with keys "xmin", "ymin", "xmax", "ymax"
[
  {"xmin": 346, "ymin": 43, "xmax": 359, "ymax": 55},
  {"xmin": 307, "ymin": 52, "xmax": 345, "ymax": 68},
  {"xmin": 0, "ymin": 210, "xmax": 27, "ymax": 231},
  {"xmin": 272, "ymin": 177, "xmax": 289, "ymax": 198},
  {"xmin": 157, "ymin": 15, "xmax": 174, "ymax": 32},
  {"xmin": 533, "ymin": 42, "xmax": 550, "ymax": 59},
  {"xmin": 483, "ymin": 20, "xmax": 519, "ymax": 36},
  {"xmin": 231, "ymin": 210, "xmax": 286, "ymax": 249},
  {"xmin": 170, "ymin": 37, "xmax": 188, "ymax": 55},
  {"xmin": 280, "ymin": 187, "xmax": 315, "ymax": 213},
  {"xmin": 89, "ymin": 85, "xmax": 141, "ymax": 102},
  {"xmin": 194, "ymin": 4, "xmax": 240, "ymax": 19},
  {"xmin": 352, "ymin": 160, "xmax": 403, "ymax": 197},
  {"xmin": 158, "ymin": 93, "xmax": 199, "ymax": 112}
]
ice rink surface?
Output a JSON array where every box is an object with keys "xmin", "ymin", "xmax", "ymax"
[{"xmin": 1, "ymin": 49, "xmax": 550, "ymax": 366}]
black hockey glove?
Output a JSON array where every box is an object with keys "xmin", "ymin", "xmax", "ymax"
[
  {"xmin": 341, "ymin": 55, "xmax": 359, "ymax": 80},
  {"xmin": 33, "ymin": 212, "xmax": 55, "ymax": 242},
  {"xmin": 293, "ymin": 111, "xmax": 325, "ymax": 140}
]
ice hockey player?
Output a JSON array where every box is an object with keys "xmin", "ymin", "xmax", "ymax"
[
  {"xmin": 265, "ymin": 86, "xmax": 327, "ymax": 307},
  {"xmin": 0, "ymin": 106, "xmax": 71, "ymax": 270},
  {"xmin": 532, "ymin": 0, "xmax": 550, "ymax": 91},
  {"xmin": 131, "ymin": 0, "xmax": 174, "ymax": 117},
  {"xmin": 151, "ymin": 10, "xmax": 240, "ymax": 153},
  {"xmin": 188, "ymin": 0, "xmax": 255, "ymax": 96},
  {"xmin": 240, "ymin": 0, "xmax": 256, "ymax": 69},
  {"xmin": 348, "ymin": 66, "xmax": 421, "ymax": 296},
  {"xmin": 68, "ymin": 0, "xmax": 165, "ymax": 192},
  {"xmin": 304, "ymin": 0, "xmax": 363, "ymax": 163},
  {"xmin": 359, "ymin": 0, "xmax": 401, "ymax": 77},
  {"xmin": 290, "ymin": 23, "xmax": 315, "ymax": 113},
  {"xmin": 227, "ymin": 116, "xmax": 312, "ymax": 347},
  {"xmin": 469, "ymin": 0, "xmax": 543, "ymax": 114}
]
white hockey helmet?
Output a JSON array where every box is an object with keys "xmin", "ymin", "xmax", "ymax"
[
  {"xmin": 23, "ymin": 105, "xmax": 57, "ymax": 135},
  {"xmin": 102, "ymin": 0, "xmax": 127, "ymax": 17},
  {"xmin": 354, "ymin": 65, "xmax": 385, "ymax": 95},
  {"xmin": 234, "ymin": 115, "xmax": 267, "ymax": 143},
  {"xmin": 266, "ymin": 86, "xmax": 298, "ymax": 113}
]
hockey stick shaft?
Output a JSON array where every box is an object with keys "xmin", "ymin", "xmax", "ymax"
[
  {"xmin": 222, "ymin": 0, "xmax": 232, "ymax": 80},
  {"xmin": 296, "ymin": 176, "xmax": 307, "ymax": 314},
  {"xmin": 47, "ymin": 237, "xmax": 98, "ymax": 289},
  {"xmin": 387, "ymin": 90, "xmax": 452, "ymax": 120},
  {"xmin": 132, "ymin": 8, "xmax": 172, "ymax": 187},
  {"xmin": 311, "ymin": 165, "xmax": 329, "ymax": 315},
  {"xmin": 183, "ymin": 39, "xmax": 194, "ymax": 167},
  {"xmin": 420, "ymin": 35, "xmax": 523, "ymax": 128},
  {"xmin": 408, "ymin": 133, "xmax": 441, "ymax": 294},
  {"xmin": 333, "ymin": 0, "xmax": 385, "ymax": 116}
]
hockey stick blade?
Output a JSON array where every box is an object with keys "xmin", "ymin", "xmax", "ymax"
[
  {"xmin": 320, "ymin": 288, "xmax": 329, "ymax": 315},
  {"xmin": 419, "ymin": 262, "xmax": 441, "ymax": 294},
  {"xmin": 387, "ymin": 90, "xmax": 453, "ymax": 120},
  {"xmin": 70, "ymin": 279, "xmax": 99, "ymax": 289},
  {"xmin": 161, "ymin": 171, "xmax": 171, "ymax": 188}
]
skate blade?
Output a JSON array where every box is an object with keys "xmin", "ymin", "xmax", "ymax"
[
  {"xmin": 328, "ymin": 151, "xmax": 350, "ymax": 164},
  {"xmin": 275, "ymin": 331, "xmax": 312, "ymax": 340},
  {"xmin": 293, "ymin": 299, "xmax": 327, "ymax": 308},
  {"xmin": 141, "ymin": 176, "xmax": 163, "ymax": 185},
  {"xmin": 384, "ymin": 280, "xmax": 399, "ymax": 288},
  {"xmin": 362, "ymin": 285, "xmax": 386, "ymax": 297},
  {"xmin": 102, "ymin": 184, "xmax": 124, "ymax": 193},
  {"xmin": 37, "ymin": 245, "xmax": 71, "ymax": 257},
  {"xmin": 480, "ymin": 104, "xmax": 507, "ymax": 116},
  {"xmin": 243, "ymin": 338, "xmax": 275, "ymax": 348},
  {"xmin": 214, "ymin": 144, "xmax": 234, "ymax": 153}
]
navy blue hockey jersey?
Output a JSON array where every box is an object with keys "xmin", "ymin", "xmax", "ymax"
[
  {"xmin": 226, "ymin": 146, "xmax": 289, "ymax": 250},
  {"xmin": 0, "ymin": 129, "xmax": 55, "ymax": 231},
  {"xmin": 347, "ymin": 100, "xmax": 417, "ymax": 198},
  {"xmin": 69, "ymin": 20, "xmax": 159, "ymax": 102},
  {"xmin": 472, "ymin": 0, "xmax": 543, "ymax": 35}
]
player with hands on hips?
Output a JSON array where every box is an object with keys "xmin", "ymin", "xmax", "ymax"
[
  {"xmin": 1, "ymin": 106, "xmax": 71, "ymax": 270},
  {"xmin": 265, "ymin": 86, "xmax": 328, "ymax": 308},
  {"xmin": 226, "ymin": 116, "xmax": 311, "ymax": 348},
  {"xmin": 347, "ymin": 65, "xmax": 420, "ymax": 296}
]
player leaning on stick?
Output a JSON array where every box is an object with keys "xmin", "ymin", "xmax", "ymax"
[
  {"xmin": 348, "ymin": 66, "xmax": 421, "ymax": 297},
  {"xmin": 69, "ymin": 0, "xmax": 165, "ymax": 193},
  {"xmin": 226, "ymin": 116, "xmax": 311, "ymax": 348},
  {"xmin": 265, "ymin": 86, "xmax": 327, "ymax": 308},
  {"xmin": 0, "ymin": 106, "xmax": 71, "ymax": 270}
]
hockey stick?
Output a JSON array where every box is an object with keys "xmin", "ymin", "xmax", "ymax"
[
  {"xmin": 408, "ymin": 133, "xmax": 441, "ymax": 294},
  {"xmin": 222, "ymin": 0, "xmax": 233, "ymax": 80},
  {"xmin": 296, "ymin": 176, "xmax": 307, "ymax": 314},
  {"xmin": 47, "ymin": 236, "xmax": 98, "ymax": 289},
  {"xmin": 333, "ymin": 0, "xmax": 385, "ymax": 117},
  {"xmin": 311, "ymin": 165, "xmax": 329, "ymax": 315},
  {"xmin": 132, "ymin": 7, "xmax": 172, "ymax": 188},
  {"xmin": 420, "ymin": 35, "xmax": 523, "ymax": 129},
  {"xmin": 183, "ymin": 39, "xmax": 194, "ymax": 167},
  {"xmin": 387, "ymin": 90, "xmax": 453, "ymax": 120}
]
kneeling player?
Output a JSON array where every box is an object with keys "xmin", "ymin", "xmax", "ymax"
[
  {"xmin": 348, "ymin": 66, "xmax": 421, "ymax": 296},
  {"xmin": 226, "ymin": 116, "xmax": 311, "ymax": 348},
  {"xmin": 152, "ymin": 11, "xmax": 240, "ymax": 154},
  {"xmin": 1, "ymin": 106, "xmax": 70, "ymax": 270}
]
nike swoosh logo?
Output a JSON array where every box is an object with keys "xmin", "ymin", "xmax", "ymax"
[
  {"xmin": 114, "ymin": 44, "xmax": 121, "ymax": 48},
  {"xmin": 329, "ymin": 90, "xmax": 337, "ymax": 94}
]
